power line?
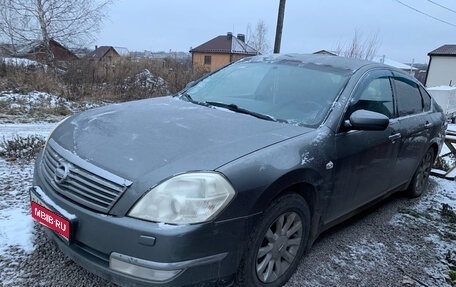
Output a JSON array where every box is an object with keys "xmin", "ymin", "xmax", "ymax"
[
  {"xmin": 426, "ymin": 0, "xmax": 456, "ymax": 15},
  {"xmin": 394, "ymin": 0, "xmax": 456, "ymax": 27}
]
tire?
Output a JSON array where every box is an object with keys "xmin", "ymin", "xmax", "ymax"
[
  {"xmin": 236, "ymin": 193, "xmax": 310, "ymax": 287},
  {"xmin": 406, "ymin": 148, "xmax": 435, "ymax": 198}
]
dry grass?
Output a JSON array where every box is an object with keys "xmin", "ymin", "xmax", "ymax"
[{"xmin": 1, "ymin": 56, "xmax": 208, "ymax": 103}]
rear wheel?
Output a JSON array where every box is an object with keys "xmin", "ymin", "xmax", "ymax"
[
  {"xmin": 236, "ymin": 194, "xmax": 310, "ymax": 287},
  {"xmin": 406, "ymin": 148, "xmax": 435, "ymax": 198}
]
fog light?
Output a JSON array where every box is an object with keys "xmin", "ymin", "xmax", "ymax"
[{"xmin": 109, "ymin": 253, "xmax": 182, "ymax": 282}]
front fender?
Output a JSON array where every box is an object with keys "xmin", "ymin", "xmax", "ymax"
[{"xmin": 216, "ymin": 128, "xmax": 334, "ymax": 220}]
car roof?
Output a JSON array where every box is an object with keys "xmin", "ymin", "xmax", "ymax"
[{"xmin": 242, "ymin": 53, "xmax": 392, "ymax": 73}]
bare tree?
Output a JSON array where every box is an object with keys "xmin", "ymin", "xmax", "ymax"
[
  {"xmin": 0, "ymin": 0, "xmax": 111, "ymax": 65},
  {"xmin": 247, "ymin": 20, "xmax": 271, "ymax": 54},
  {"xmin": 335, "ymin": 30, "xmax": 381, "ymax": 61}
]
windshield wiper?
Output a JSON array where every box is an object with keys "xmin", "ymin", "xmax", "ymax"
[
  {"xmin": 179, "ymin": 92, "xmax": 194, "ymax": 102},
  {"xmin": 205, "ymin": 101, "xmax": 278, "ymax": 122}
]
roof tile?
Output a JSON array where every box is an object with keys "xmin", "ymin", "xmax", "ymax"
[
  {"xmin": 428, "ymin": 44, "xmax": 456, "ymax": 56},
  {"xmin": 86, "ymin": 46, "xmax": 118, "ymax": 60},
  {"xmin": 190, "ymin": 34, "xmax": 258, "ymax": 55}
]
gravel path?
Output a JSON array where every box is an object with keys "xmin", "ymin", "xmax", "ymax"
[{"xmin": 287, "ymin": 178, "xmax": 455, "ymax": 287}]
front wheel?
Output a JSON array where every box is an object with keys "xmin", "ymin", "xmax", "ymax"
[
  {"xmin": 406, "ymin": 148, "xmax": 435, "ymax": 198},
  {"xmin": 236, "ymin": 194, "xmax": 310, "ymax": 287}
]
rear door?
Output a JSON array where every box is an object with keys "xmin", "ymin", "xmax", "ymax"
[{"xmin": 391, "ymin": 74, "xmax": 433, "ymax": 185}]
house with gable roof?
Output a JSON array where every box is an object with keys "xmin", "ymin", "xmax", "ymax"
[
  {"xmin": 425, "ymin": 44, "xmax": 456, "ymax": 87},
  {"xmin": 190, "ymin": 32, "xmax": 259, "ymax": 72},
  {"xmin": 86, "ymin": 46, "xmax": 120, "ymax": 64},
  {"xmin": 16, "ymin": 39, "xmax": 78, "ymax": 63}
]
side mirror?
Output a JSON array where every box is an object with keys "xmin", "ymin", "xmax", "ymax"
[{"xmin": 344, "ymin": 109, "xmax": 389, "ymax": 131}]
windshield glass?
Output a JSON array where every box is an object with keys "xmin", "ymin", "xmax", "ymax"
[{"xmin": 185, "ymin": 61, "xmax": 350, "ymax": 126}]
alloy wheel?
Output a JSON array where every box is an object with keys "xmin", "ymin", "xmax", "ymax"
[{"xmin": 256, "ymin": 212, "xmax": 303, "ymax": 283}]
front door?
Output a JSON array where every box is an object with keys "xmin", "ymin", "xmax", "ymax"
[{"xmin": 325, "ymin": 69, "xmax": 400, "ymax": 223}]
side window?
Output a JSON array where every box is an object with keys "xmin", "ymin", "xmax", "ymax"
[
  {"xmin": 347, "ymin": 75, "xmax": 394, "ymax": 118},
  {"xmin": 419, "ymin": 86, "xmax": 431, "ymax": 111},
  {"xmin": 394, "ymin": 78, "xmax": 423, "ymax": 116}
]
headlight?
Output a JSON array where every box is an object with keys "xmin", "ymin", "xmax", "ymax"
[{"xmin": 128, "ymin": 172, "xmax": 235, "ymax": 224}]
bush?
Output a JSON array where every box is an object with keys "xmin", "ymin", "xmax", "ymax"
[{"xmin": 0, "ymin": 135, "xmax": 45, "ymax": 161}]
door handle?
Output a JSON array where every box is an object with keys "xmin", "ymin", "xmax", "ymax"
[
  {"xmin": 389, "ymin": 133, "xmax": 401, "ymax": 142},
  {"xmin": 424, "ymin": 121, "xmax": 432, "ymax": 128}
]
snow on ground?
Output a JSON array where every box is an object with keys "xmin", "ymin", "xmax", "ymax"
[
  {"xmin": 1, "ymin": 57, "xmax": 42, "ymax": 67},
  {"xmin": 0, "ymin": 161, "xmax": 36, "ymax": 254},
  {"xmin": 1, "ymin": 122, "xmax": 56, "ymax": 139},
  {"xmin": 0, "ymin": 124, "xmax": 54, "ymax": 284},
  {"xmin": 389, "ymin": 176, "xmax": 456, "ymax": 285},
  {"xmin": 0, "ymin": 91, "xmax": 103, "ymax": 125},
  {"xmin": 0, "ymin": 91, "xmax": 70, "ymax": 110}
]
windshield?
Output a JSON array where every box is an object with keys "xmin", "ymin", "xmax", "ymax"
[{"xmin": 184, "ymin": 61, "xmax": 350, "ymax": 127}]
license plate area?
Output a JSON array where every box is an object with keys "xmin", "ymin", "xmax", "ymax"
[{"xmin": 30, "ymin": 190, "xmax": 72, "ymax": 242}]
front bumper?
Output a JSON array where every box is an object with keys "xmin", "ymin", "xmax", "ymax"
[{"xmin": 30, "ymin": 181, "xmax": 256, "ymax": 286}]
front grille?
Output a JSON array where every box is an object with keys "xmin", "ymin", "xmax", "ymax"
[{"xmin": 41, "ymin": 139, "xmax": 132, "ymax": 213}]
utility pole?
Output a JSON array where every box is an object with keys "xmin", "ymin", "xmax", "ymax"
[{"xmin": 274, "ymin": 0, "xmax": 286, "ymax": 54}]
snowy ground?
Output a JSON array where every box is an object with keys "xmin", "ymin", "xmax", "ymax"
[
  {"xmin": 0, "ymin": 90, "xmax": 101, "ymax": 123},
  {"xmin": 0, "ymin": 124, "xmax": 52, "ymax": 286},
  {"xmin": 0, "ymin": 122, "xmax": 455, "ymax": 286},
  {"xmin": 287, "ymin": 176, "xmax": 456, "ymax": 287}
]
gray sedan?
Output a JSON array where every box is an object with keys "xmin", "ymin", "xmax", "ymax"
[{"xmin": 30, "ymin": 54, "xmax": 446, "ymax": 287}]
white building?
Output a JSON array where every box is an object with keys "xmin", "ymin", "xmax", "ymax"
[{"xmin": 425, "ymin": 45, "xmax": 456, "ymax": 87}]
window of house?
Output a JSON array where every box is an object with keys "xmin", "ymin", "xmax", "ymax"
[
  {"xmin": 204, "ymin": 55, "xmax": 211, "ymax": 65},
  {"xmin": 394, "ymin": 78, "xmax": 423, "ymax": 116}
]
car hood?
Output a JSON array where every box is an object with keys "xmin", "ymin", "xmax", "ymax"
[{"xmin": 51, "ymin": 96, "xmax": 312, "ymax": 181}]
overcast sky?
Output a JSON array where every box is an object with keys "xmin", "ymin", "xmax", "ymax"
[{"xmin": 97, "ymin": 0, "xmax": 456, "ymax": 64}]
